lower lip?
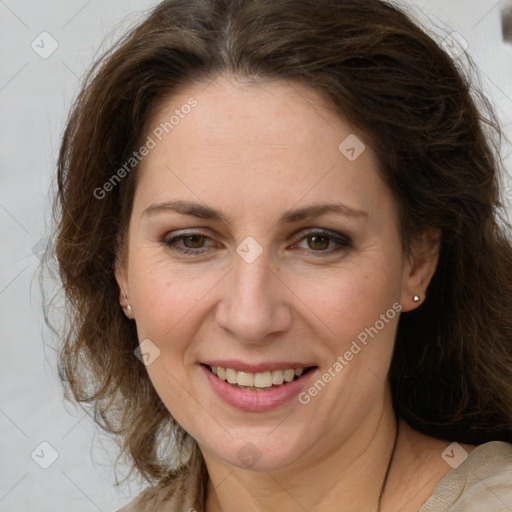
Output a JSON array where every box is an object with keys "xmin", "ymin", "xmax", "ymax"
[{"xmin": 201, "ymin": 365, "xmax": 317, "ymax": 412}]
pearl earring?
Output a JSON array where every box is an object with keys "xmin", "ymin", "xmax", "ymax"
[
  {"xmin": 413, "ymin": 295, "xmax": 421, "ymax": 303},
  {"xmin": 121, "ymin": 288, "xmax": 133, "ymax": 313}
]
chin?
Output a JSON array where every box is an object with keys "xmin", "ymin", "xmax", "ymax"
[{"xmin": 200, "ymin": 427, "xmax": 311, "ymax": 472}]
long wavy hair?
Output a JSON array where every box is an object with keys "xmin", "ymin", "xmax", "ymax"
[{"xmin": 49, "ymin": 0, "xmax": 512, "ymax": 509}]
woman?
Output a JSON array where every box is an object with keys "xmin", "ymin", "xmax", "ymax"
[{"xmin": 51, "ymin": 0, "xmax": 512, "ymax": 510}]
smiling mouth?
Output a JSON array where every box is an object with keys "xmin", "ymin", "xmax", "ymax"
[{"xmin": 204, "ymin": 364, "xmax": 316, "ymax": 391}]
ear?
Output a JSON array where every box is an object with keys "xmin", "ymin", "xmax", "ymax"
[
  {"xmin": 115, "ymin": 238, "xmax": 134, "ymax": 319},
  {"xmin": 400, "ymin": 228, "xmax": 441, "ymax": 312}
]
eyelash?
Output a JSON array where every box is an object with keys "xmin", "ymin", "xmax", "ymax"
[{"xmin": 162, "ymin": 229, "xmax": 352, "ymax": 257}]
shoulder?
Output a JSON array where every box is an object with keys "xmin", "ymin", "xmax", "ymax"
[
  {"xmin": 420, "ymin": 441, "xmax": 512, "ymax": 512},
  {"xmin": 115, "ymin": 475, "xmax": 199, "ymax": 512},
  {"xmin": 115, "ymin": 492, "xmax": 148, "ymax": 512},
  {"xmin": 116, "ymin": 487, "xmax": 177, "ymax": 512},
  {"xmin": 116, "ymin": 456, "xmax": 204, "ymax": 512}
]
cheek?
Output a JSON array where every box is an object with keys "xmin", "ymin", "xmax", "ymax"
[
  {"xmin": 294, "ymin": 267, "xmax": 401, "ymax": 409},
  {"xmin": 127, "ymin": 251, "xmax": 219, "ymax": 350},
  {"xmin": 126, "ymin": 256, "xmax": 218, "ymax": 422},
  {"xmin": 293, "ymin": 259, "xmax": 402, "ymax": 341},
  {"xmin": 288, "ymin": 257, "xmax": 404, "ymax": 395}
]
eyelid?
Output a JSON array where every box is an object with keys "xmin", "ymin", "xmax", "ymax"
[
  {"xmin": 162, "ymin": 227, "xmax": 352, "ymax": 257},
  {"xmin": 161, "ymin": 229, "xmax": 217, "ymax": 254},
  {"xmin": 162, "ymin": 228, "xmax": 212, "ymax": 241},
  {"xmin": 291, "ymin": 227, "xmax": 352, "ymax": 244},
  {"xmin": 288, "ymin": 228, "xmax": 353, "ymax": 253}
]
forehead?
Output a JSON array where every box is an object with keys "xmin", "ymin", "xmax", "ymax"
[
  {"xmin": 149, "ymin": 76, "xmax": 350, "ymax": 156},
  {"xmin": 133, "ymin": 76, "xmax": 394, "ymax": 226}
]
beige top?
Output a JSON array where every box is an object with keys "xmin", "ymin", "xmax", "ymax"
[
  {"xmin": 419, "ymin": 441, "xmax": 512, "ymax": 511},
  {"xmin": 118, "ymin": 441, "xmax": 512, "ymax": 512}
]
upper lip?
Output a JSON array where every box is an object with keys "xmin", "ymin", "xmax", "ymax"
[{"xmin": 202, "ymin": 360, "xmax": 317, "ymax": 373}]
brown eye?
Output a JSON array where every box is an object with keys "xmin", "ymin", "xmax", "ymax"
[
  {"xmin": 307, "ymin": 235, "xmax": 331, "ymax": 251},
  {"xmin": 163, "ymin": 232, "xmax": 214, "ymax": 255},
  {"xmin": 182, "ymin": 234, "xmax": 207, "ymax": 248},
  {"xmin": 293, "ymin": 229, "xmax": 352, "ymax": 257}
]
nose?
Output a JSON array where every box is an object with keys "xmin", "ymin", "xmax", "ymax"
[{"xmin": 215, "ymin": 252, "xmax": 293, "ymax": 344}]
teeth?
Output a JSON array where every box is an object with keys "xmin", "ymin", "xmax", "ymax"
[
  {"xmin": 237, "ymin": 371, "xmax": 254, "ymax": 387},
  {"xmin": 210, "ymin": 366, "xmax": 307, "ymax": 389},
  {"xmin": 254, "ymin": 371, "xmax": 272, "ymax": 388},
  {"xmin": 226, "ymin": 368, "xmax": 237, "ymax": 384},
  {"xmin": 284, "ymin": 369, "xmax": 295, "ymax": 382},
  {"xmin": 272, "ymin": 369, "xmax": 284, "ymax": 385}
]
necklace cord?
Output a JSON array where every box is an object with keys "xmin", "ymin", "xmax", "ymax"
[{"xmin": 377, "ymin": 417, "xmax": 400, "ymax": 512}]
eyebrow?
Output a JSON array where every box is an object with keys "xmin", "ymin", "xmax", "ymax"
[{"xmin": 141, "ymin": 199, "xmax": 367, "ymax": 224}]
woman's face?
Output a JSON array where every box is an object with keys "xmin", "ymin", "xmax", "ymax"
[{"xmin": 117, "ymin": 76, "xmax": 432, "ymax": 472}]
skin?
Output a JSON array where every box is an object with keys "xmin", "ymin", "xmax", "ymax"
[{"xmin": 116, "ymin": 75, "xmax": 466, "ymax": 511}]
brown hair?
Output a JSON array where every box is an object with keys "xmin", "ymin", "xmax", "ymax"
[{"xmin": 50, "ymin": 0, "xmax": 512, "ymax": 508}]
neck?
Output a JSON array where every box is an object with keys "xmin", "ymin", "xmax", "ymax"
[{"xmin": 203, "ymin": 390, "xmax": 399, "ymax": 512}]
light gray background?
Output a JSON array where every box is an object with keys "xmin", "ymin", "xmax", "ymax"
[{"xmin": 0, "ymin": 1, "xmax": 511, "ymax": 511}]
